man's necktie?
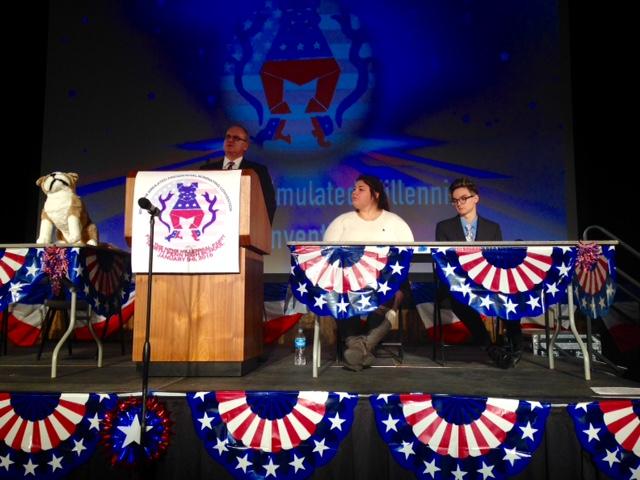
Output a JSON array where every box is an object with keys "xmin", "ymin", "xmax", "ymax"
[
  {"xmin": 226, "ymin": 161, "xmax": 235, "ymax": 170},
  {"xmin": 465, "ymin": 224, "xmax": 474, "ymax": 242}
]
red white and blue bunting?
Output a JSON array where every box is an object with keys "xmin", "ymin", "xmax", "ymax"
[
  {"xmin": 567, "ymin": 400, "xmax": 640, "ymax": 480},
  {"xmin": 432, "ymin": 246, "xmax": 577, "ymax": 320},
  {"xmin": 289, "ymin": 245, "xmax": 412, "ymax": 319},
  {"xmin": 370, "ymin": 393, "xmax": 550, "ymax": 479},
  {"xmin": 0, "ymin": 392, "xmax": 117, "ymax": 480},
  {"xmin": 0, "ymin": 246, "xmax": 133, "ymax": 319},
  {"xmin": 187, "ymin": 390, "xmax": 357, "ymax": 479},
  {"xmin": 573, "ymin": 245, "xmax": 617, "ymax": 319}
]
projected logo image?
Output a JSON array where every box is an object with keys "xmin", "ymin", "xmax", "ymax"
[{"xmin": 222, "ymin": 0, "xmax": 374, "ymax": 154}]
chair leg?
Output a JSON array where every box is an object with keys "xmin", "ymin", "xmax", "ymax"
[
  {"xmin": 335, "ymin": 327, "xmax": 344, "ymax": 363},
  {"xmin": 118, "ymin": 310, "xmax": 125, "ymax": 355},
  {"xmin": 398, "ymin": 308, "xmax": 404, "ymax": 362},
  {"xmin": 62, "ymin": 311, "xmax": 72, "ymax": 357},
  {"xmin": 37, "ymin": 308, "xmax": 56, "ymax": 360},
  {"xmin": 1, "ymin": 309, "xmax": 8, "ymax": 356},
  {"xmin": 101, "ymin": 314, "xmax": 110, "ymax": 341}
]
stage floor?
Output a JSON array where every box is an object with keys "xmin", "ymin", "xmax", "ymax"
[{"xmin": 2, "ymin": 341, "xmax": 638, "ymax": 402}]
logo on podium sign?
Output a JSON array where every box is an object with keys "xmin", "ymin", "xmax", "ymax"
[{"xmin": 132, "ymin": 171, "xmax": 241, "ymax": 273}]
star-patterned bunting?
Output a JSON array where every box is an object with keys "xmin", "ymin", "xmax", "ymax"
[
  {"xmin": 573, "ymin": 245, "xmax": 617, "ymax": 319},
  {"xmin": 0, "ymin": 392, "xmax": 117, "ymax": 480},
  {"xmin": 432, "ymin": 246, "xmax": 578, "ymax": 320},
  {"xmin": 289, "ymin": 245, "xmax": 412, "ymax": 319},
  {"xmin": 187, "ymin": 391, "xmax": 357, "ymax": 480},
  {"xmin": 567, "ymin": 400, "xmax": 640, "ymax": 480},
  {"xmin": 370, "ymin": 393, "xmax": 550, "ymax": 480}
]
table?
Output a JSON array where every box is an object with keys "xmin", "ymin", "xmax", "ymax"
[
  {"xmin": 0, "ymin": 244, "xmax": 133, "ymax": 377},
  {"xmin": 288, "ymin": 241, "xmax": 617, "ymax": 379}
]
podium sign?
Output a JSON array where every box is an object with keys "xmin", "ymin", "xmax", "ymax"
[{"xmin": 131, "ymin": 171, "xmax": 241, "ymax": 273}]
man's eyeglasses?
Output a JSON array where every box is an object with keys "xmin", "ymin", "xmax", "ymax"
[
  {"xmin": 450, "ymin": 194, "xmax": 476, "ymax": 206},
  {"xmin": 225, "ymin": 134, "xmax": 248, "ymax": 142}
]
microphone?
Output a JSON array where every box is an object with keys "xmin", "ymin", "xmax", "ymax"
[{"xmin": 138, "ymin": 197, "xmax": 161, "ymax": 216}]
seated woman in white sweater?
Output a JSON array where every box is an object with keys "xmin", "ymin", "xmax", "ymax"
[{"xmin": 324, "ymin": 174, "xmax": 414, "ymax": 371}]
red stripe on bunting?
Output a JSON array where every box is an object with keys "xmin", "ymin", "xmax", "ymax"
[
  {"xmin": 52, "ymin": 409, "xmax": 75, "ymax": 436},
  {"xmin": 31, "ymin": 421, "xmax": 43, "ymax": 453},
  {"xmin": 469, "ymin": 420, "xmax": 490, "ymax": 454},
  {"xmin": 228, "ymin": 405, "xmax": 253, "ymax": 437},
  {"xmin": 219, "ymin": 403, "xmax": 246, "ymax": 423},
  {"xmin": 283, "ymin": 415, "xmax": 301, "ymax": 446},
  {"xmin": 485, "ymin": 403, "xmax": 517, "ymax": 424},
  {"xmin": 600, "ymin": 400, "xmax": 630, "ymax": 413},
  {"xmin": 490, "ymin": 269, "xmax": 501, "ymax": 292},
  {"xmin": 291, "ymin": 407, "xmax": 316, "ymax": 434},
  {"xmin": 521, "ymin": 259, "xmax": 547, "ymax": 280},
  {"xmin": 12, "ymin": 418, "xmax": 28, "ymax": 450},
  {"xmin": 0, "ymin": 414, "xmax": 19, "ymax": 439},
  {"xmin": 462, "ymin": 255, "xmax": 485, "ymax": 271},
  {"xmin": 59, "ymin": 399, "xmax": 87, "ymax": 417},
  {"xmin": 621, "ymin": 423, "xmax": 640, "ymax": 452},
  {"xmin": 439, "ymin": 422, "xmax": 453, "ymax": 455},
  {"xmin": 420, "ymin": 416, "xmax": 444, "ymax": 446},
  {"xmin": 478, "ymin": 414, "xmax": 505, "ymax": 443},
  {"xmin": 271, "ymin": 421, "xmax": 282, "ymax": 452},
  {"xmin": 297, "ymin": 397, "xmax": 326, "ymax": 416},
  {"xmin": 472, "ymin": 263, "xmax": 492, "ymax": 286},
  {"xmin": 458, "ymin": 425, "xmax": 470, "ymax": 459},
  {"xmin": 404, "ymin": 404, "xmax": 434, "ymax": 426},
  {"xmin": 251, "ymin": 418, "xmax": 267, "ymax": 449},
  {"xmin": 607, "ymin": 412, "xmax": 637, "ymax": 434}
]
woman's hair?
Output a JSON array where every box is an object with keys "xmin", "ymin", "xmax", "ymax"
[{"xmin": 356, "ymin": 174, "xmax": 390, "ymax": 211}]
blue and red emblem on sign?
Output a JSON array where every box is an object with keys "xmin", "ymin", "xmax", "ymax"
[
  {"xmin": 187, "ymin": 390, "xmax": 357, "ymax": 480},
  {"xmin": 432, "ymin": 246, "xmax": 577, "ymax": 320},
  {"xmin": 289, "ymin": 245, "xmax": 412, "ymax": 319},
  {"xmin": 132, "ymin": 171, "xmax": 241, "ymax": 273},
  {"xmin": 568, "ymin": 400, "xmax": 640, "ymax": 480},
  {"xmin": 371, "ymin": 393, "xmax": 550, "ymax": 480}
]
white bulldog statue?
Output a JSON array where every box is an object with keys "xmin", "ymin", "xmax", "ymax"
[{"xmin": 36, "ymin": 172, "xmax": 99, "ymax": 246}]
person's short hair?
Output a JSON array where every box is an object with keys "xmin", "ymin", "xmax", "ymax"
[
  {"xmin": 227, "ymin": 124, "xmax": 250, "ymax": 142},
  {"xmin": 449, "ymin": 177, "xmax": 479, "ymax": 197},
  {"xmin": 356, "ymin": 174, "xmax": 390, "ymax": 211}
]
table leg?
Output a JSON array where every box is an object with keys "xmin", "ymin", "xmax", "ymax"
[
  {"xmin": 567, "ymin": 286, "xmax": 591, "ymax": 380},
  {"xmin": 51, "ymin": 290, "xmax": 77, "ymax": 378},
  {"xmin": 86, "ymin": 306, "xmax": 103, "ymax": 368},
  {"xmin": 313, "ymin": 315, "xmax": 320, "ymax": 378},
  {"xmin": 549, "ymin": 306, "xmax": 561, "ymax": 370}
]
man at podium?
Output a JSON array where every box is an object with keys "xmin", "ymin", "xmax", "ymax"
[{"xmin": 200, "ymin": 124, "xmax": 277, "ymax": 224}]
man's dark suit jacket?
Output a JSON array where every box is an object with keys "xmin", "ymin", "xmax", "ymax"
[
  {"xmin": 434, "ymin": 214, "xmax": 504, "ymax": 344},
  {"xmin": 200, "ymin": 158, "xmax": 276, "ymax": 224},
  {"xmin": 435, "ymin": 215, "xmax": 502, "ymax": 242}
]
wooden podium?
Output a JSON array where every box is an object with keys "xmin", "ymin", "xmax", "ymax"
[{"xmin": 125, "ymin": 170, "xmax": 271, "ymax": 376}]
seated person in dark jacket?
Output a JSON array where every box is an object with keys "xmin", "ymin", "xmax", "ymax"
[
  {"xmin": 435, "ymin": 177, "xmax": 522, "ymax": 364},
  {"xmin": 200, "ymin": 124, "xmax": 276, "ymax": 224}
]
